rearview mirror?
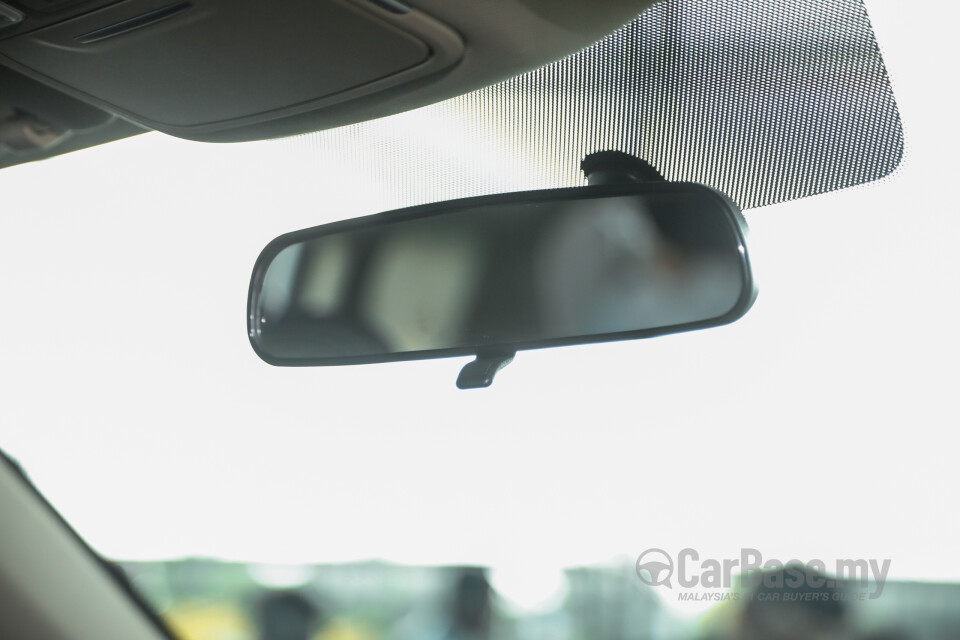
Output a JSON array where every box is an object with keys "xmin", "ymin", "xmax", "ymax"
[{"xmin": 248, "ymin": 179, "xmax": 755, "ymax": 387}]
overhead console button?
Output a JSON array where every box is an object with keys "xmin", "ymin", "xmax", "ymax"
[{"xmin": 13, "ymin": 0, "xmax": 90, "ymax": 12}]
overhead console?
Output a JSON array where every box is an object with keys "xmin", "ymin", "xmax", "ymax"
[
  {"xmin": 0, "ymin": 0, "xmax": 463, "ymax": 137},
  {"xmin": 0, "ymin": 0, "xmax": 654, "ymax": 142}
]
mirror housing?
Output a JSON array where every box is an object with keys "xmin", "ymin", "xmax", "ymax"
[{"xmin": 248, "ymin": 179, "xmax": 756, "ymax": 387}]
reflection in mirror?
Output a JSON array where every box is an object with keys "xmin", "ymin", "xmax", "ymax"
[{"xmin": 250, "ymin": 187, "xmax": 753, "ymax": 363}]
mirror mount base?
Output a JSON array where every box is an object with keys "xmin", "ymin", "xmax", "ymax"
[
  {"xmin": 456, "ymin": 351, "xmax": 515, "ymax": 389},
  {"xmin": 580, "ymin": 150, "xmax": 664, "ymax": 185}
]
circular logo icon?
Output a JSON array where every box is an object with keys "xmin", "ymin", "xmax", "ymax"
[{"xmin": 636, "ymin": 548, "xmax": 674, "ymax": 588}]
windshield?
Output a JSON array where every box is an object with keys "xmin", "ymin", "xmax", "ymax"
[{"xmin": 1, "ymin": 0, "xmax": 956, "ymax": 639}]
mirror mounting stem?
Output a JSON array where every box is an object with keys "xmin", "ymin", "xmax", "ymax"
[
  {"xmin": 580, "ymin": 150, "xmax": 665, "ymax": 185},
  {"xmin": 456, "ymin": 351, "xmax": 515, "ymax": 389}
]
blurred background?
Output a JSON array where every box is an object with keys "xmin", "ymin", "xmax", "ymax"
[{"xmin": 115, "ymin": 559, "xmax": 959, "ymax": 640}]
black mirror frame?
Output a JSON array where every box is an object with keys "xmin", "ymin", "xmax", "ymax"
[{"xmin": 247, "ymin": 181, "xmax": 757, "ymax": 368}]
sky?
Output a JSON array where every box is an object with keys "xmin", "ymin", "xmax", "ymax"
[{"xmin": 0, "ymin": 1, "xmax": 957, "ymax": 618}]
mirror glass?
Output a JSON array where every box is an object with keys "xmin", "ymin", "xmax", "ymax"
[{"xmin": 250, "ymin": 187, "xmax": 753, "ymax": 363}]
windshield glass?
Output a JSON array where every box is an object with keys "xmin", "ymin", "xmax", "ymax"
[{"xmin": 1, "ymin": 1, "xmax": 956, "ymax": 639}]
